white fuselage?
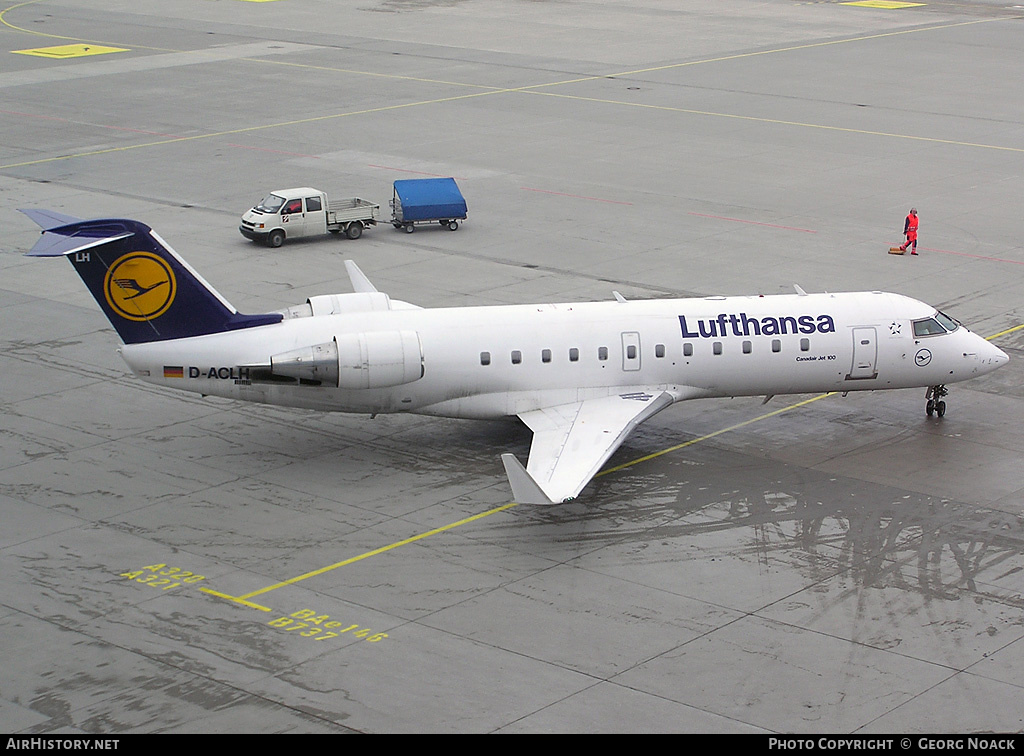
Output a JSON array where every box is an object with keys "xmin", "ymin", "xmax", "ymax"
[{"xmin": 119, "ymin": 290, "xmax": 1007, "ymax": 419}]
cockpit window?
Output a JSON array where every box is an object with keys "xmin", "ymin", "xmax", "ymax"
[
  {"xmin": 913, "ymin": 317, "xmax": 947, "ymax": 337},
  {"xmin": 256, "ymin": 194, "xmax": 286, "ymax": 213},
  {"xmin": 935, "ymin": 310, "xmax": 960, "ymax": 333}
]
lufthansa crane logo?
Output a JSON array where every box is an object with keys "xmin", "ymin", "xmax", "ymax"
[{"xmin": 103, "ymin": 251, "xmax": 176, "ymax": 321}]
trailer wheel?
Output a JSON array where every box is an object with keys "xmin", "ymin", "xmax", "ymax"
[
  {"xmin": 267, "ymin": 229, "xmax": 285, "ymax": 248},
  {"xmin": 404, "ymin": 223, "xmax": 415, "ymax": 234},
  {"xmin": 346, "ymin": 221, "xmax": 363, "ymax": 240},
  {"xmin": 447, "ymin": 220, "xmax": 459, "ymax": 231}
]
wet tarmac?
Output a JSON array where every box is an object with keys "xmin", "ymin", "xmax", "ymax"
[{"xmin": 1, "ymin": 0, "xmax": 1022, "ymax": 734}]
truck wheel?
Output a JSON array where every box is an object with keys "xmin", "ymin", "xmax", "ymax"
[
  {"xmin": 404, "ymin": 223, "xmax": 415, "ymax": 234},
  {"xmin": 447, "ymin": 220, "xmax": 459, "ymax": 231},
  {"xmin": 346, "ymin": 221, "xmax": 363, "ymax": 240},
  {"xmin": 267, "ymin": 230, "xmax": 285, "ymax": 248}
]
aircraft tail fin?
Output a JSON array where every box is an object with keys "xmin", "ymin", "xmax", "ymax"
[{"xmin": 21, "ymin": 210, "xmax": 281, "ymax": 344}]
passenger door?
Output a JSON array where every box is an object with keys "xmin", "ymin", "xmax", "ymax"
[{"xmin": 846, "ymin": 327, "xmax": 877, "ymax": 380}]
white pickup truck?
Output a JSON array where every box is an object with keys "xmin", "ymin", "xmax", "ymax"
[{"xmin": 239, "ymin": 187, "xmax": 380, "ymax": 247}]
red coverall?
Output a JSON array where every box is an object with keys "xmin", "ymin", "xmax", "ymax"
[{"xmin": 901, "ymin": 210, "xmax": 919, "ymax": 254}]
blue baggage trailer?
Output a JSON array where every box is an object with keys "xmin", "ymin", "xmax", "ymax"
[{"xmin": 390, "ymin": 177, "xmax": 467, "ymax": 233}]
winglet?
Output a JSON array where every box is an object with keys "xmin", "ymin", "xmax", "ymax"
[
  {"xmin": 345, "ymin": 260, "xmax": 378, "ymax": 293},
  {"xmin": 501, "ymin": 454, "xmax": 557, "ymax": 505}
]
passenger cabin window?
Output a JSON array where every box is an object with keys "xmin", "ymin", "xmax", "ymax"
[
  {"xmin": 598, "ymin": 347, "xmax": 608, "ymax": 361},
  {"xmin": 541, "ymin": 349, "xmax": 552, "ymax": 363},
  {"xmin": 626, "ymin": 345, "xmax": 637, "ymax": 360},
  {"xmin": 742, "ymin": 340, "xmax": 752, "ymax": 354},
  {"xmin": 772, "ymin": 339, "xmax": 781, "ymax": 353},
  {"xmin": 683, "ymin": 343, "xmax": 693, "ymax": 357},
  {"xmin": 511, "ymin": 350, "xmax": 522, "ymax": 364},
  {"xmin": 800, "ymin": 338, "xmax": 810, "ymax": 351},
  {"xmin": 655, "ymin": 344, "xmax": 665, "ymax": 358},
  {"xmin": 305, "ymin": 196, "xmax": 322, "ymax": 212},
  {"xmin": 480, "ymin": 351, "xmax": 490, "ymax": 366},
  {"xmin": 713, "ymin": 341, "xmax": 722, "ymax": 355},
  {"xmin": 913, "ymin": 318, "xmax": 947, "ymax": 337},
  {"xmin": 569, "ymin": 348, "xmax": 579, "ymax": 362}
]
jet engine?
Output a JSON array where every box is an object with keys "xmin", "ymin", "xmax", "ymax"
[
  {"xmin": 277, "ymin": 292, "xmax": 396, "ymax": 319},
  {"xmin": 269, "ymin": 330, "xmax": 423, "ymax": 389}
]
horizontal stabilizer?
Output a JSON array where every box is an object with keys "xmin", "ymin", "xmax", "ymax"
[
  {"xmin": 26, "ymin": 228, "xmax": 133, "ymax": 258},
  {"xmin": 18, "ymin": 208, "xmax": 84, "ymax": 230}
]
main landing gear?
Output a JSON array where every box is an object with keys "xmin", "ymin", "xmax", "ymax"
[{"xmin": 925, "ymin": 384, "xmax": 948, "ymax": 417}]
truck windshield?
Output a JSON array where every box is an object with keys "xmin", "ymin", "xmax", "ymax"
[{"xmin": 256, "ymin": 194, "xmax": 286, "ymax": 213}]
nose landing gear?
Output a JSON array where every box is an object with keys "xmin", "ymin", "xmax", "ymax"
[{"xmin": 925, "ymin": 384, "xmax": 948, "ymax": 417}]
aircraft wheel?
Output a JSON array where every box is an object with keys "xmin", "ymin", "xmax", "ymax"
[
  {"xmin": 926, "ymin": 399, "xmax": 935, "ymax": 417},
  {"xmin": 267, "ymin": 230, "xmax": 285, "ymax": 248},
  {"xmin": 346, "ymin": 221, "xmax": 363, "ymax": 240},
  {"xmin": 936, "ymin": 400, "xmax": 946, "ymax": 417}
]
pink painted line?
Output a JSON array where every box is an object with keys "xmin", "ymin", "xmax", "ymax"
[
  {"xmin": 688, "ymin": 212, "xmax": 817, "ymax": 233},
  {"xmin": 5, "ymin": 108, "xmax": 315, "ymax": 156},
  {"xmin": 0, "ymin": 109, "xmax": 183, "ymax": 138},
  {"xmin": 521, "ymin": 187, "xmax": 633, "ymax": 206},
  {"xmin": 225, "ymin": 144, "xmax": 320, "ymax": 158},
  {"xmin": 1, "ymin": 109, "xmax": 72, "ymax": 122},
  {"xmin": 921, "ymin": 247, "xmax": 1024, "ymax": 266},
  {"xmin": 369, "ymin": 164, "xmax": 467, "ymax": 180}
]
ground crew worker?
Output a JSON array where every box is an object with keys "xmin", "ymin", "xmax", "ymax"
[{"xmin": 900, "ymin": 208, "xmax": 919, "ymax": 255}]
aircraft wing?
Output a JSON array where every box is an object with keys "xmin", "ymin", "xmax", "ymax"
[{"xmin": 502, "ymin": 389, "xmax": 676, "ymax": 504}]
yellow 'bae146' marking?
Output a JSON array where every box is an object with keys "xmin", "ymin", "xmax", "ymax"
[{"xmin": 12, "ymin": 44, "xmax": 129, "ymax": 59}]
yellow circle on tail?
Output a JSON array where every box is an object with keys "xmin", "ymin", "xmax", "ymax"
[{"xmin": 103, "ymin": 251, "xmax": 176, "ymax": 321}]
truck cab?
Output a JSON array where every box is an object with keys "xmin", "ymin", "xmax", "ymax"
[{"xmin": 240, "ymin": 188, "xmax": 328, "ymax": 247}]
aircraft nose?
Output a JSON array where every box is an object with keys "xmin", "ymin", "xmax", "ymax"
[{"xmin": 980, "ymin": 339, "xmax": 1009, "ymax": 371}]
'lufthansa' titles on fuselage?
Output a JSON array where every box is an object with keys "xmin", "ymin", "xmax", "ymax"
[{"xmin": 679, "ymin": 312, "xmax": 837, "ymax": 339}]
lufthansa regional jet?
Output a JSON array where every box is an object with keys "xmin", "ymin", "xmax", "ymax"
[{"xmin": 21, "ymin": 210, "xmax": 1009, "ymax": 504}]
